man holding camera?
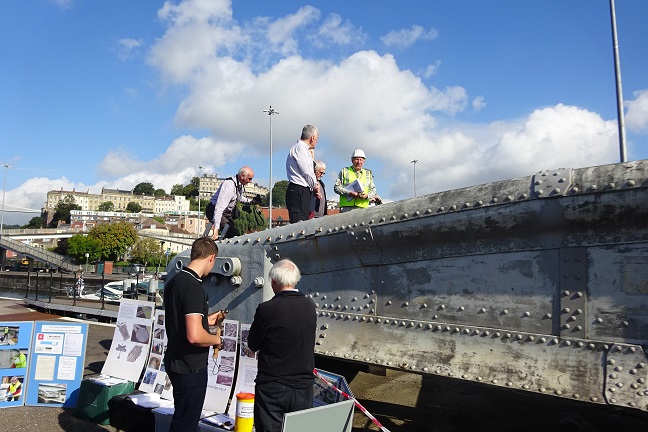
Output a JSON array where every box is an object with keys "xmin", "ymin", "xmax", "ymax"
[
  {"xmin": 204, "ymin": 166, "xmax": 260, "ymax": 239},
  {"xmin": 334, "ymin": 149, "xmax": 381, "ymax": 212}
]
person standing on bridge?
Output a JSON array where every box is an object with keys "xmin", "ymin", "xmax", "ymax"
[
  {"xmin": 334, "ymin": 149, "xmax": 381, "ymax": 212},
  {"xmin": 163, "ymin": 237, "xmax": 226, "ymax": 432},
  {"xmin": 285, "ymin": 125, "xmax": 321, "ymax": 223},
  {"xmin": 204, "ymin": 166, "xmax": 259, "ymax": 240},
  {"xmin": 248, "ymin": 259, "xmax": 317, "ymax": 432}
]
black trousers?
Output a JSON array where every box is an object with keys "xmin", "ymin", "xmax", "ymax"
[
  {"xmin": 204, "ymin": 202, "xmax": 239, "ymax": 238},
  {"xmin": 167, "ymin": 368, "xmax": 208, "ymax": 432},
  {"xmin": 254, "ymin": 381, "xmax": 313, "ymax": 432},
  {"xmin": 286, "ymin": 182, "xmax": 311, "ymax": 223}
]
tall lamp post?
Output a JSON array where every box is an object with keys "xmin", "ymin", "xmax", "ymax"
[
  {"xmin": 262, "ymin": 106, "xmax": 279, "ymax": 229},
  {"xmin": 411, "ymin": 159, "xmax": 419, "ymax": 197},
  {"xmin": 609, "ymin": 0, "xmax": 627, "ymax": 162},
  {"xmin": 197, "ymin": 166, "xmax": 203, "ymax": 236},
  {"xmin": 1, "ymin": 165, "xmax": 11, "ymax": 272}
]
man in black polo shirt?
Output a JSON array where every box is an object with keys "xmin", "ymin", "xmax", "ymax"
[
  {"xmin": 248, "ymin": 259, "xmax": 317, "ymax": 432},
  {"xmin": 164, "ymin": 237, "xmax": 226, "ymax": 432}
]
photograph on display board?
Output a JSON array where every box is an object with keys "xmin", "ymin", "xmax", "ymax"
[
  {"xmin": 0, "ymin": 326, "xmax": 19, "ymax": 346},
  {"xmin": 1, "ymin": 375, "xmax": 24, "ymax": 402},
  {"xmin": 37, "ymin": 383, "xmax": 66, "ymax": 404}
]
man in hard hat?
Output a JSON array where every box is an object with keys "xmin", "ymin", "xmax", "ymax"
[
  {"xmin": 334, "ymin": 149, "xmax": 381, "ymax": 212},
  {"xmin": 6, "ymin": 376, "xmax": 22, "ymax": 401}
]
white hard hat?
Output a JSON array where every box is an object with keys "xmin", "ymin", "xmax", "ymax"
[{"xmin": 351, "ymin": 149, "xmax": 366, "ymax": 159}]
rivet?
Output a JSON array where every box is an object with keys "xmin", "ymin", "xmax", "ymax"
[
  {"xmin": 522, "ymin": 311, "xmax": 530, "ymax": 317},
  {"xmin": 483, "ymin": 331, "xmax": 490, "ymax": 336},
  {"xmin": 591, "ymin": 397, "xmax": 598, "ymax": 402},
  {"xmin": 628, "ymin": 180, "xmax": 636, "ymax": 187},
  {"xmin": 404, "ymin": 302, "xmax": 409, "ymax": 307},
  {"xmin": 428, "ymin": 324, "xmax": 434, "ymax": 329},
  {"xmin": 422, "ymin": 303, "xmax": 428, "ymax": 308},
  {"xmin": 630, "ymin": 346, "xmax": 636, "ymax": 353},
  {"xmin": 573, "ymin": 393, "xmax": 580, "ymax": 399},
  {"xmin": 505, "ymin": 333, "xmax": 511, "ymax": 339},
  {"xmin": 555, "ymin": 390, "xmax": 563, "ymax": 395},
  {"xmin": 476, "ymin": 376, "xmax": 483, "ymax": 381},
  {"xmin": 423, "ymin": 367, "xmax": 429, "ymax": 372},
  {"xmin": 506, "ymin": 382, "xmax": 513, "ymax": 387},
  {"xmin": 562, "ymin": 308, "xmax": 571, "ymax": 313},
  {"xmin": 577, "ymin": 342, "xmax": 584, "ymax": 347},
  {"xmin": 444, "ymin": 326, "xmax": 451, "ymax": 331},
  {"xmin": 609, "ymin": 373, "xmax": 618, "ymax": 379},
  {"xmin": 387, "ymin": 300, "xmax": 392, "ymax": 305},
  {"xmin": 516, "ymin": 334, "xmax": 523, "ymax": 340},
  {"xmin": 502, "ymin": 309, "xmax": 508, "ymax": 315},
  {"xmin": 616, "ymin": 382, "xmax": 624, "ymax": 388},
  {"xmin": 440, "ymin": 304, "xmax": 446, "ymax": 309},
  {"xmin": 565, "ymin": 341, "xmax": 572, "ymax": 346},
  {"xmin": 552, "ymin": 338, "xmax": 559, "ymax": 344},
  {"xmin": 479, "ymin": 308, "xmax": 486, "ymax": 313},
  {"xmin": 463, "ymin": 329, "xmax": 470, "ymax": 334},
  {"xmin": 595, "ymin": 318, "xmax": 603, "ymax": 323},
  {"xmin": 588, "ymin": 344, "xmax": 596, "ymax": 349},
  {"xmin": 522, "ymin": 384, "xmax": 530, "ymax": 390},
  {"xmin": 540, "ymin": 337, "xmax": 547, "ymax": 343},
  {"xmin": 495, "ymin": 332, "xmax": 501, "ymax": 337},
  {"xmin": 492, "ymin": 379, "xmax": 498, "ymax": 384},
  {"xmin": 629, "ymin": 402, "xmax": 637, "ymax": 408},
  {"xmin": 608, "ymin": 359, "xmax": 616, "ymax": 365}
]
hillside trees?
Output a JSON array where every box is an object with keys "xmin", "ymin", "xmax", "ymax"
[{"xmin": 64, "ymin": 221, "xmax": 139, "ymax": 262}]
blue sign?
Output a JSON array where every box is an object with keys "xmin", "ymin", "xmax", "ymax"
[
  {"xmin": 25, "ymin": 321, "xmax": 88, "ymax": 408},
  {"xmin": 0, "ymin": 321, "xmax": 34, "ymax": 408}
]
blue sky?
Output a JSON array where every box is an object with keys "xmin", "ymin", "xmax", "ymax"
[{"xmin": 1, "ymin": 0, "xmax": 647, "ymax": 225}]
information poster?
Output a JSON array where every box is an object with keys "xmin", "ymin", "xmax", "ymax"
[
  {"xmin": 25, "ymin": 321, "xmax": 88, "ymax": 407},
  {"xmin": 102, "ymin": 298, "xmax": 155, "ymax": 382},
  {"xmin": 0, "ymin": 321, "xmax": 34, "ymax": 409},
  {"xmin": 205, "ymin": 319, "xmax": 239, "ymax": 413},
  {"xmin": 226, "ymin": 323, "xmax": 257, "ymax": 417},
  {"xmin": 138, "ymin": 309, "xmax": 173, "ymax": 400}
]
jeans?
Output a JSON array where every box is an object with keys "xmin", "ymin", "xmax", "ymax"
[
  {"xmin": 254, "ymin": 381, "xmax": 313, "ymax": 432},
  {"xmin": 167, "ymin": 368, "xmax": 208, "ymax": 432}
]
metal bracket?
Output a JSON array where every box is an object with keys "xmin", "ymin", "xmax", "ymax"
[
  {"xmin": 559, "ymin": 248, "xmax": 587, "ymax": 339},
  {"xmin": 533, "ymin": 169, "xmax": 572, "ymax": 198},
  {"xmin": 604, "ymin": 344, "xmax": 648, "ymax": 409}
]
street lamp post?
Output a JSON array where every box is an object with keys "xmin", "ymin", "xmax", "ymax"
[
  {"xmin": 263, "ymin": 106, "xmax": 279, "ymax": 229},
  {"xmin": 197, "ymin": 166, "xmax": 203, "ymax": 237},
  {"xmin": 0, "ymin": 164, "xmax": 10, "ymax": 271},
  {"xmin": 411, "ymin": 159, "xmax": 419, "ymax": 197},
  {"xmin": 0, "ymin": 164, "xmax": 11, "ymax": 239},
  {"xmin": 84, "ymin": 253, "xmax": 89, "ymax": 273},
  {"xmin": 609, "ymin": 0, "xmax": 627, "ymax": 162}
]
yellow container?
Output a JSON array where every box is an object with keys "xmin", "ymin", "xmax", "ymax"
[{"xmin": 234, "ymin": 392, "xmax": 255, "ymax": 432}]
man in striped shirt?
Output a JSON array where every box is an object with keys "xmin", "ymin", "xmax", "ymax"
[{"xmin": 285, "ymin": 125, "xmax": 321, "ymax": 223}]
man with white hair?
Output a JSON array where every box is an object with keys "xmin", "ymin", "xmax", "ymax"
[
  {"xmin": 204, "ymin": 166, "xmax": 258, "ymax": 239},
  {"xmin": 310, "ymin": 160, "xmax": 328, "ymax": 218},
  {"xmin": 285, "ymin": 125, "xmax": 321, "ymax": 223},
  {"xmin": 334, "ymin": 149, "xmax": 381, "ymax": 212},
  {"xmin": 248, "ymin": 259, "xmax": 317, "ymax": 432}
]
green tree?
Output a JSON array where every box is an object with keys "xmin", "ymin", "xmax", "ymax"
[
  {"xmin": 271, "ymin": 180, "xmax": 289, "ymax": 207},
  {"xmin": 233, "ymin": 204, "xmax": 268, "ymax": 235},
  {"xmin": 184, "ymin": 184, "xmax": 198, "ymax": 198},
  {"xmin": 133, "ymin": 182, "xmax": 155, "ymax": 196},
  {"xmin": 48, "ymin": 195, "xmax": 82, "ymax": 227},
  {"xmin": 170, "ymin": 184, "xmax": 184, "ymax": 196},
  {"xmin": 88, "ymin": 221, "xmax": 138, "ymax": 261},
  {"xmin": 22, "ymin": 216, "xmax": 44, "ymax": 229},
  {"xmin": 154, "ymin": 188, "xmax": 166, "ymax": 197},
  {"xmin": 126, "ymin": 201, "xmax": 142, "ymax": 213},
  {"xmin": 67, "ymin": 234, "xmax": 102, "ymax": 262},
  {"xmin": 130, "ymin": 237, "xmax": 164, "ymax": 266},
  {"xmin": 98, "ymin": 201, "xmax": 115, "ymax": 211}
]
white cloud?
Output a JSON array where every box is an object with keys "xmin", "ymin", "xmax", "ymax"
[
  {"xmin": 266, "ymin": 6, "xmax": 320, "ymax": 56},
  {"xmin": 380, "ymin": 25, "xmax": 438, "ymax": 49},
  {"xmin": 309, "ymin": 13, "xmax": 367, "ymax": 48},
  {"xmin": 625, "ymin": 89, "xmax": 648, "ymax": 132},
  {"xmin": 472, "ymin": 96, "xmax": 486, "ymax": 112},
  {"xmin": 49, "ymin": 0, "xmax": 73, "ymax": 9},
  {"xmin": 116, "ymin": 38, "xmax": 143, "ymax": 61},
  {"xmin": 419, "ymin": 60, "xmax": 441, "ymax": 79}
]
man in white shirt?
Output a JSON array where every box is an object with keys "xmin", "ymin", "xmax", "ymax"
[{"xmin": 285, "ymin": 125, "xmax": 321, "ymax": 223}]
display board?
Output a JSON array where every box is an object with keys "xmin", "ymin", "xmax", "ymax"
[
  {"xmin": 226, "ymin": 323, "xmax": 257, "ymax": 417},
  {"xmin": 101, "ymin": 298, "xmax": 155, "ymax": 382},
  {"xmin": 0, "ymin": 321, "xmax": 34, "ymax": 408},
  {"xmin": 205, "ymin": 319, "xmax": 239, "ymax": 413},
  {"xmin": 25, "ymin": 321, "xmax": 88, "ymax": 407},
  {"xmin": 138, "ymin": 309, "xmax": 173, "ymax": 399}
]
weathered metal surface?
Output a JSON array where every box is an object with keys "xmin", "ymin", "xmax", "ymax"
[{"xmin": 167, "ymin": 159, "xmax": 648, "ymax": 412}]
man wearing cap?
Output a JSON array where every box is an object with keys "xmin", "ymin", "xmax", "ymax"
[
  {"xmin": 285, "ymin": 125, "xmax": 321, "ymax": 223},
  {"xmin": 334, "ymin": 149, "xmax": 381, "ymax": 212}
]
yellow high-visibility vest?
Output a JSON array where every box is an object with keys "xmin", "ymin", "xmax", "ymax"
[{"xmin": 339, "ymin": 167, "xmax": 371, "ymax": 208}]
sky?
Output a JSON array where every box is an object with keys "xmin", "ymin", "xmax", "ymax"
[{"xmin": 1, "ymin": 0, "xmax": 648, "ymax": 225}]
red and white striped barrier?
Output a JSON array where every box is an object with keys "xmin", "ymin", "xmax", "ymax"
[{"xmin": 313, "ymin": 369, "xmax": 391, "ymax": 432}]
